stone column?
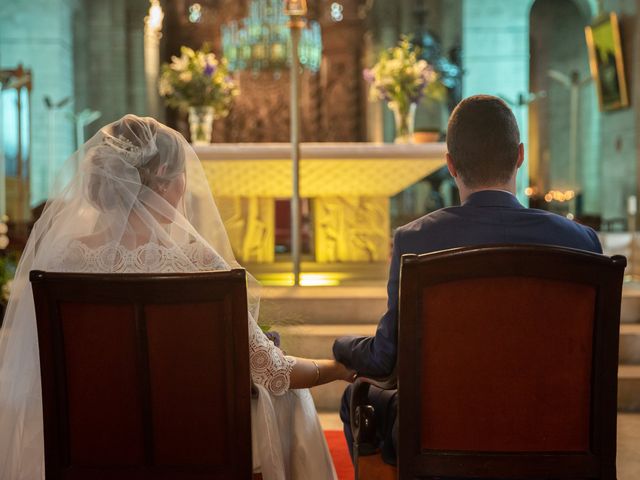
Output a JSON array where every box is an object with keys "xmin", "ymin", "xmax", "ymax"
[
  {"xmin": 461, "ymin": 0, "xmax": 531, "ymax": 205},
  {"xmin": 0, "ymin": 0, "xmax": 75, "ymax": 208}
]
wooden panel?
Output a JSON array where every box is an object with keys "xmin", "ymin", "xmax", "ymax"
[
  {"xmin": 60, "ymin": 302, "xmax": 145, "ymax": 465},
  {"xmin": 420, "ymin": 277, "xmax": 595, "ymax": 452},
  {"xmin": 146, "ymin": 302, "xmax": 229, "ymax": 466}
]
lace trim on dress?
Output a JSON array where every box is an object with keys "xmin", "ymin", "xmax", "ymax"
[
  {"xmin": 50, "ymin": 240, "xmax": 228, "ymax": 273},
  {"xmin": 48, "ymin": 239, "xmax": 296, "ymax": 396}
]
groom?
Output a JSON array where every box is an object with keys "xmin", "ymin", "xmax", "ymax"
[{"xmin": 333, "ymin": 94, "xmax": 603, "ymax": 464}]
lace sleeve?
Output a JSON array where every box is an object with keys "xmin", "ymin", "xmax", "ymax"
[
  {"xmin": 248, "ymin": 312, "xmax": 296, "ymax": 395},
  {"xmin": 187, "ymin": 242, "xmax": 296, "ymax": 394}
]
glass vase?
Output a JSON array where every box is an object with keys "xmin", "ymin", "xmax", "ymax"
[
  {"xmin": 188, "ymin": 106, "xmax": 215, "ymax": 145},
  {"xmin": 391, "ymin": 102, "xmax": 417, "ymax": 144}
]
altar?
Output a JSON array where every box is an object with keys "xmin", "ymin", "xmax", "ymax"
[{"xmin": 196, "ymin": 143, "xmax": 447, "ymax": 263}]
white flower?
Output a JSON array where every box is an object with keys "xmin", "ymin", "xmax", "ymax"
[
  {"xmin": 170, "ymin": 54, "xmax": 189, "ymax": 72},
  {"xmin": 0, "ymin": 235, "xmax": 8, "ymax": 249},
  {"xmin": 205, "ymin": 53, "xmax": 218, "ymax": 67},
  {"xmin": 179, "ymin": 71, "xmax": 193, "ymax": 83},
  {"xmin": 196, "ymin": 52, "xmax": 207, "ymax": 69},
  {"xmin": 386, "ymin": 59, "xmax": 402, "ymax": 74},
  {"xmin": 158, "ymin": 77, "xmax": 174, "ymax": 96}
]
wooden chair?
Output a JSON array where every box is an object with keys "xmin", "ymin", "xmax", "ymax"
[
  {"xmin": 31, "ymin": 269, "xmax": 255, "ymax": 480},
  {"xmin": 351, "ymin": 245, "xmax": 626, "ymax": 480}
]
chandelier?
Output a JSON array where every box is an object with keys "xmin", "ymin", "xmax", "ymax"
[{"xmin": 221, "ymin": 0, "xmax": 322, "ymax": 75}]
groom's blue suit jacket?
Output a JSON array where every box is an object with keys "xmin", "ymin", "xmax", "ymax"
[{"xmin": 332, "ymin": 189, "xmax": 603, "ymax": 377}]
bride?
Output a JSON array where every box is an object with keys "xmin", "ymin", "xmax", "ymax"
[{"xmin": 0, "ymin": 115, "xmax": 353, "ymax": 480}]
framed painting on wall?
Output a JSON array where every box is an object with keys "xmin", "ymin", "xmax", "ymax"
[{"xmin": 585, "ymin": 12, "xmax": 629, "ymax": 111}]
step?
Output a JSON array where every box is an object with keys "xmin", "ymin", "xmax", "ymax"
[
  {"xmin": 620, "ymin": 324, "xmax": 640, "ymax": 365},
  {"xmin": 259, "ymin": 283, "xmax": 640, "ymax": 324},
  {"xmin": 311, "ymin": 379, "xmax": 351, "ymax": 411},
  {"xmin": 279, "ymin": 324, "xmax": 377, "ymax": 360},
  {"xmin": 260, "ymin": 286, "xmax": 387, "ymax": 325},
  {"xmin": 278, "ymin": 324, "xmax": 377, "ymax": 411},
  {"xmin": 618, "ymin": 366, "xmax": 640, "ymax": 412},
  {"xmin": 622, "ymin": 286, "xmax": 640, "ymax": 323},
  {"xmin": 276, "ymin": 321, "xmax": 640, "ymax": 364},
  {"xmin": 310, "ymin": 368, "xmax": 640, "ymax": 413}
]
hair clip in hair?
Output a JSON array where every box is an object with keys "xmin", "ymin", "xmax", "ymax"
[{"xmin": 103, "ymin": 134, "xmax": 143, "ymax": 165}]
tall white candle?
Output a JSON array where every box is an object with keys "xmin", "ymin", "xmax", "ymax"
[{"xmin": 628, "ymin": 195, "xmax": 637, "ymax": 216}]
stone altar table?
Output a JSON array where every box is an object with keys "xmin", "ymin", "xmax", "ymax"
[{"xmin": 195, "ymin": 142, "xmax": 447, "ymax": 263}]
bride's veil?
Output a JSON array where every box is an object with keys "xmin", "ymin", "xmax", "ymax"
[{"xmin": 0, "ymin": 115, "xmax": 261, "ymax": 478}]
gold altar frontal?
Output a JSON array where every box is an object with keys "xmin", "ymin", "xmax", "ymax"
[{"xmin": 196, "ymin": 143, "xmax": 447, "ymax": 264}]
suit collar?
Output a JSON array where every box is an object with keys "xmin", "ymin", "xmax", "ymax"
[{"xmin": 462, "ymin": 190, "xmax": 524, "ymax": 209}]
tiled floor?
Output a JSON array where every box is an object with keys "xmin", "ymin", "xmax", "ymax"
[{"xmin": 320, "ymin": 413, "xmax": 640, "ymax": 479}]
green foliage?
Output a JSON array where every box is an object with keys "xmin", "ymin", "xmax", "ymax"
[
  {"xmin": 159, "ymin": 44, "xmax": 239, "ymax": 116},
  {"xmin": 0, "ymin": 252, "xmax": 19, "ymax": 305}
]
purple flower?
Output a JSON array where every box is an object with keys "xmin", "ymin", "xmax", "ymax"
[
  {"xmin": 363, "ymin": 68, "xmax": 375, "ymax": 83},
  {"xmin": 265, "ymin": 330, "xmax": 281, "ymax": 348},
  {"xmin": 204, "ymin": 63, "xmax": 217, "ymax": 76},
  {"xmin": 377, "ymin": 85, "xmax": 390, "ymax": 101}
]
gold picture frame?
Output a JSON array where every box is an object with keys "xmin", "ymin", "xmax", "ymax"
[{"xmin": 585, "ymin": 12, "xmax": 629, "ymax": 111}]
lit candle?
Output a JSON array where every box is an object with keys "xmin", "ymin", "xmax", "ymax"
[{"xmin": 628, "ymin": 195, "xmax": 637, "ymax": 216}]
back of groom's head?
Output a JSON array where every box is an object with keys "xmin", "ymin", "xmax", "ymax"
[{"xmin": 446, "ymin": 95, "xmax": 521, "ymax": 188}]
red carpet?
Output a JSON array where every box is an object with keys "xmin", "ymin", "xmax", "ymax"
[{"xmin": 324, "ymin": 430, "xmax": 354, "ymax": 480}]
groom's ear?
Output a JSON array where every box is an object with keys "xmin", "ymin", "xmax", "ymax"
[{"xmin": 446, "ymin": 153, "xmax": 458, "ymax": 179}]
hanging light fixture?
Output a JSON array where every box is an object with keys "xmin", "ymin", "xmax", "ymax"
[{"xmin": 221, "ymin": 0, "xmax": 322, "ymax": 75}]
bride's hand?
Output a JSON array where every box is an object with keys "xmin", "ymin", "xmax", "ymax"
[{"xmin": 331, "ymin": 360, "xmax": 357, "ymax": 383}]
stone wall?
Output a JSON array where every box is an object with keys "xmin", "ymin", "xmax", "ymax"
[
  {"xmin": 74, "ymin": 0, "xmax": 148, "ymax": 138},
  {"xmin": 461, "ymin": 0, "xmax": 638, "ymax": 221},
  {"xmin": 530, "ymin": 0, "xmax": 598, "ymax": 214},
  {"xmin": 0, "ymin": 0, "xmax": 76, "ymax": 206},
  {"xmin": 461, "ymin": 0, "xmax": 532, "ymax": 204},
  {"xmin": 598, "ymin": 0, "xmax": 638, "ymax": 223},
  {"xmin": 0, "ymin": 0, "xmax": 148, "ymax": 208}
]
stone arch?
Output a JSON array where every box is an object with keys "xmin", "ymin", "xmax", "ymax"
[{"xmin": 526, "ymin": 0, "xmax": 598, "ymax": 20}]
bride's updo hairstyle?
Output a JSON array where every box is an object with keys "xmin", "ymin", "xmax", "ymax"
[{"xmin": 85, "ymin": 114, "xmax": 186, "ymax": 212}]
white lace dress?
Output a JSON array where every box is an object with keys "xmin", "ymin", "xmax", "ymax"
[{"xmin": 49, "ymin": 240, "xmax": 337, "ymax": 480}]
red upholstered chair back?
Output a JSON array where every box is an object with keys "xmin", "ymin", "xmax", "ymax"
[
  {"xmin": 397, "ymin": 246, "xmax": 626, "ymax": 480},
  {"xmin": 30, "ymin": 269, "xmax": 252, "ymax": 480}
]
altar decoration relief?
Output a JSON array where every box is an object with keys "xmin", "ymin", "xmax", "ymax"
[
  {"xmin": 314, "ymin": 197, "xmax": 389, "ymax": 263},
  {"xmin": 216, "ymin": 197, "xmax": 275, "ymax": 263},
  {"xmin": 197, "ymin": 143, "xmax": 446, "ymax": 264}
]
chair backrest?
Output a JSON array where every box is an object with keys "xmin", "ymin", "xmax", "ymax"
[
  {"xmin": 30, "ymin": 269, "xmax": 252, "ymax": 480},
  {"xmin": 397, "ymin": 245, "xmax": 626, "ymax": 480}
]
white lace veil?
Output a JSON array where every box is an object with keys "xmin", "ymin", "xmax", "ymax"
[{"xmin": 0, "ymin": 114, "xmax": 261, "ymax": 479}]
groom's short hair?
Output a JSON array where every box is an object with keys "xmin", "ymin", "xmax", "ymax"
[{"xmin": 446, "ymin": 95, "xmax": 520, "ymax": 188}]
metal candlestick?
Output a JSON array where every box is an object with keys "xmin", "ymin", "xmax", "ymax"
[{"xmin": 285, "ymin": 0, "xmax": 307, "ymax": 286}]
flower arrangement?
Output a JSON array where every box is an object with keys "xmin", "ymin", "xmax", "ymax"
[
  {"xmin": 364, "ymin": 37, "xmax": 444, "ymax": 142},
  {"xmin": 159, "ymin": 45, "xmax": 239, "ymax": 117}
]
